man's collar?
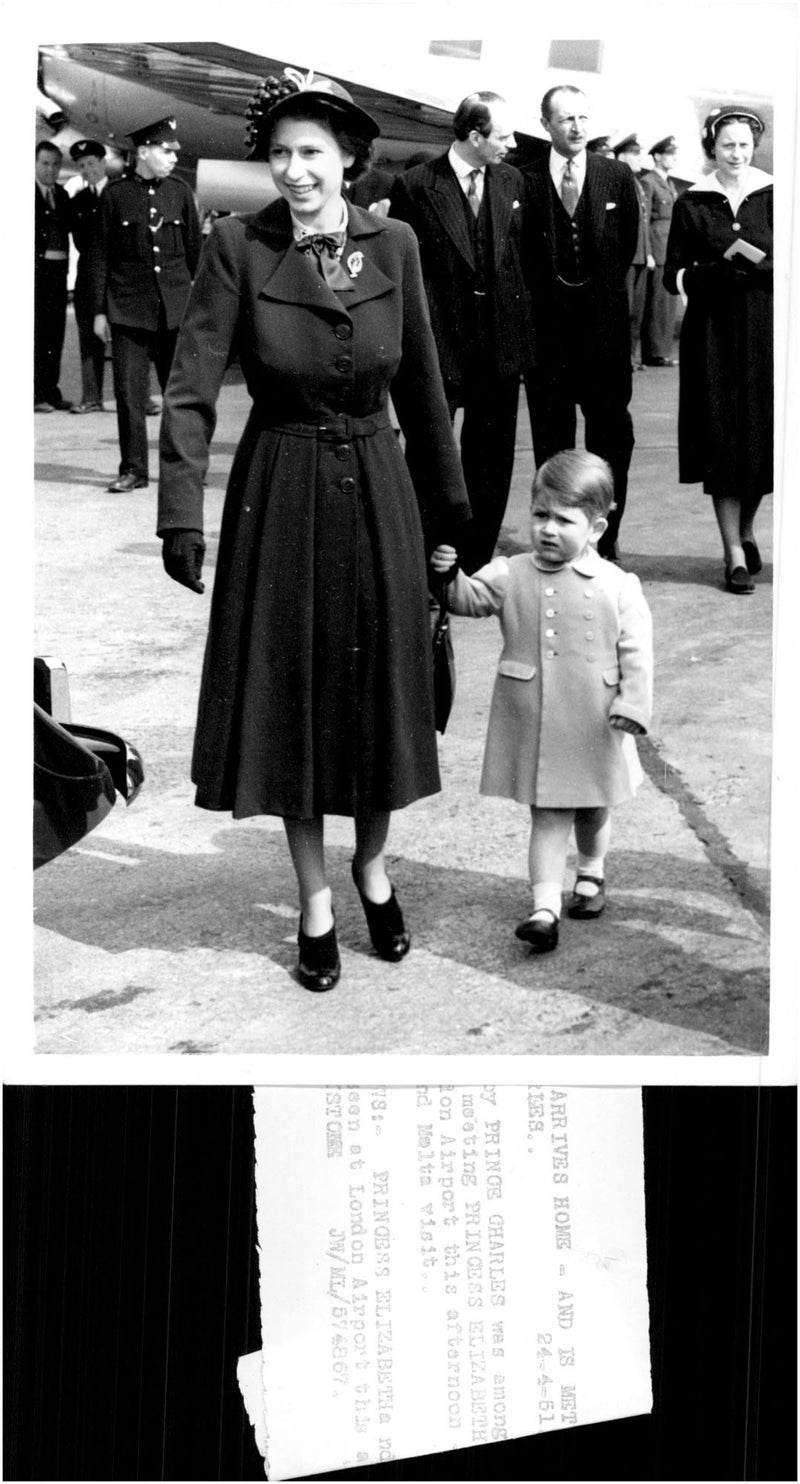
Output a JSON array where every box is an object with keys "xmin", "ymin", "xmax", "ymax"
[{"xmin": 449, "ymin": 142, "xmax": 483, "ymax": 179}]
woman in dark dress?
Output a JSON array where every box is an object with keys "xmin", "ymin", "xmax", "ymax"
[
  {"xmin": 157, "ymin": 72, "xmax": 471, "ymax": 989},
  {"xmin": 664, "ymin": 106, "xmax": 773, "ymax": 594}
]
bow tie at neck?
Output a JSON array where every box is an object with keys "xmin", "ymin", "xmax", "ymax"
[
  {"xmin": 295, "ymin": 231, "xmax": 346, "ymax": 258},
  {"xmin": 295, "ymin": 230, "xmax": 353, "ymax": 290}
]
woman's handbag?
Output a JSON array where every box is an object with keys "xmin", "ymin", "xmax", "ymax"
[{"xmin": 431, "ymin": 582, "xmax": 456, "ymax": 734}]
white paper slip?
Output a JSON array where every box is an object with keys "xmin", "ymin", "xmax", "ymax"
[{"xmin": 243, "ymin": 1085, "xmax": 651, "ymax": 1480}]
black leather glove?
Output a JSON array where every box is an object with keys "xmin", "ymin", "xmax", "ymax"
[{"xmin": 161, "ymin": 528, "xmax": 206, "ymax": 593}]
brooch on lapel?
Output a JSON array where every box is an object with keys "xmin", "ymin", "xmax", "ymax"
[{"xmin": 346, "ymin": 251, "xmax": 364, "ymax": 278}]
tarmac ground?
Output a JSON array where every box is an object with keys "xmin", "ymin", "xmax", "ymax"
[{"xmin": 33, "ymin": 312, "xmax": 772, "ymax": 1058}]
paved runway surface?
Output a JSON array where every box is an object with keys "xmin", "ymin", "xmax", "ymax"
[{"xmin": 33, "ymin": 316, "xmax": 772, "ymax": 1057}]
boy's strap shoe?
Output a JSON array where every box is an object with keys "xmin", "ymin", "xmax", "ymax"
[
  {"xmin": 566, "ymin": 876, "xmax": 606, "ymax": 919},
  {"xmin": 515, "ymin": 909, "xmax": 559, "ymax": 953}
]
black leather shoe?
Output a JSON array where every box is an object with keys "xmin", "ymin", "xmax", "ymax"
[
  {"xmin": 566, "ymin": 875, "xmax": 606, "ymax": 919},
  {"xmin": 514, "ymin": 910, "xmax": 559, "ymax": 953},
  {"xmin": 742, "ymin": 539, "xmax": 762, "ymax": 575},
  {"xmin": 107, "ymin": 474, "xmax": 149, "ymax": 492},
  {"xmin": 71, "ymin": 401, "xmax": 105, "ymax": 414},
  {"xmin": 724, "ymin": 564, "xmax": 755, "ymax": 594},
  {"xmin": 352, "ymin": 861, "xmax": 411, "ymax": 961},
  {"xmin": 297, "ymin": 918, "xmax": 341, "ymax": 991}
]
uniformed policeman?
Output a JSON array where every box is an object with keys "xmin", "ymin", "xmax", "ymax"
[
  {"xmin": 69, "ymin": 140, "xmax": 110, "ymax": 413},
  {"xmin": 639, "ymin": 134, "xmax": 680, "ymax": 365},
  {"xmin": 90, "ymin": 117, "xmax": 201, "ymax": 491},
  {"xmin": 612, "ymin": 133, "xmax": 655, "ymax": 368}
]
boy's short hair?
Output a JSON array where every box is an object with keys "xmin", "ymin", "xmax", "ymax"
[{"xmin": 532, "ymin": 450, "xmax": 615, "ymax": 519}]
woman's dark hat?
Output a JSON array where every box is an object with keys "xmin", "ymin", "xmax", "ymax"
[
  {"xmin": 69, "ymin": 139, "xmax": 107, "ymax": 161},
  {"xmin": 247, "ymin": 68, "xmax": 380, "ymax": 154},
  {"xmin": 701, "ymin": 105, "xmax": 765, "ymax": 149}
]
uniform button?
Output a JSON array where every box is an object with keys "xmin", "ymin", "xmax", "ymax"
[
  {"xmin": 545, "ymin": 586, "xmax": 555, "ymax": 596},
  {"xmin": 335, "ymin": 356, "xmax": 353, "ymax": 373},
  {"xmin": 149, "ymin": 207, "xmax": 157, "ymax": 215},
  {"xmin": 334, "ymin": 444, "xmax": 351, "ymax": 461},
  {"xmin": 340, "ymin": 477, "xmax": 356, "ymax": 493},
  {"xmin": 153, "ymin": 245, "xmax": 160, "ymax": 253},
  {"xmin": 545, "ymin": 628, "xmax": 556, "ymax": 637},
  {"xmin": 334, "ymin": 323, "xmax": 352, "ymax": 340},
  {"xmin": 154, "ymin": 265, "xmax": 161, "ymax": 273},
  {"xmin": 546, "ymin": 608, "xmax": 556, "ymax": 617}
]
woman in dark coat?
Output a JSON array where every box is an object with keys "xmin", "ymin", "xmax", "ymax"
[
  {"xmin": 664, "ymin": 105, "xmax": 772, "ymax": 595},
  {"xmin": 157, "ymin": 72, "xmax": 472, "ymax": 989}
]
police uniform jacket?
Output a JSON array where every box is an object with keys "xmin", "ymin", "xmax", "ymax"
[
  {"xmin": 35, "ymin": 182, "xmax": 71, "ymax": 264},
  {"xmin": 639, "ymin": 169, "xmax": 677, "ymax": 265},
  {"xmin": 388, "ymin": 153, "xmax": 535, "ymax": 385},
  {"xmin": 69, "ymin": 183, "xmax": 105, "ymax": 307},
  {"xmin": 89, "ymin": 172, "xmax": 201, "ymax": 329},
  {"xmin": 446, "ymin": 547, "xmax": 653, "ymax": 807}
]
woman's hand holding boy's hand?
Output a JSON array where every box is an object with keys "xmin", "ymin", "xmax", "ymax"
[
  {"xmin": 430, "ymin": 544, "xmax": 458, "ymax": 575},
  {"xmin": 609, "ymin": 715, "xmax": 644, "ymax": 734}
]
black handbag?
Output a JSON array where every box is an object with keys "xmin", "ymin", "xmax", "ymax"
[{"xmin": 431, "ymin": 582, "xmax": 456, "ymax": 734}]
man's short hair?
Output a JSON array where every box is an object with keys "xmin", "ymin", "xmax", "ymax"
[
  {"xmin": 453, "ymin": 91, "xmax": 505, "ymax": 141},
  {"xmin": 540, "ymin": 85, "xmax": 587, "ymax": 122},
  {"xmin": 36, "ymin": 140, "xmax": 62, "ymax": 160}
]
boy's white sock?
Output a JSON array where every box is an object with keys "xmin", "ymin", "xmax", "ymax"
[
  {"xmin": 531, "ymin": 882, "xmax": 563, "ymax": 919},
  {"xmin": 574, "ymin": 855, "xmax": 605, "ymax": 896}
]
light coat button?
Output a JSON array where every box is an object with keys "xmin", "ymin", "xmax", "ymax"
[
  {"xmin": 153, "ymin": 245, "xmax": 160, "ymax": 253},
  {"xmin": 546, "ymin": 649, "xmax": 556, "ymax": 658},
  {"xmin": 154, "ymin": 265, "xmax": 161, "ymax": 273},
  {"xmin": 545, "ymin": 586, "xmax": 555, "ymax": 596},
  {"xmin": 546, "ymin": 607, "xmax": 556, "ymax": 617},
  {"xmin": 584, "ymin": 588, "xmax": 594, "ymax": 596},
  {"xmin": 545, "ymin": 628, "xmax": 556, "ymax": 637},
  {"xmin": 585, "ymin": 631, "xmax": 594, "ymax": 640}
]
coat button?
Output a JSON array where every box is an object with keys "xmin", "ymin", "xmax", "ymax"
[
  {"xmin": 584, "ymin": 588, "xmax": 594, "ymax": 597},
  {"xmin": 154, "ymin": 265, "xmax": 161, "ymax": 273},
  {"xmin": 546, "ymin": 649, "xmax": 557, "ymax": 658},
  {"xmin": 340, "ymin": 477, "xmax": 356, "ymax": 494},
  {"xmin": 732, "ymin": 222, "xmax": 741, "ymax": 232},
  {"xmin": 545, "ymin": 586, "xmax": 555, "ymax": 596},
  {"xmin": 334, "ymin": 323, "xmax": 352, "ymax": 340},
  {"xmin": 545, "ymin": 627, "xmax": 556, "ymax": 637},
  {"xmin": 585, "ymin": 631, "xmax": 594, "ymax": 640},
  {"xmin": 334, "ymin": 444, "xmax": 351, "ymax": 461},
  {"xmin": 335, "ymin": 356, "xmax": 353, "ymax": 373},
  {"xmin": 153, "ymin": 245, "xmax": 160, "ymax": 253},
  {"xmin": 545, "ymin": 608, "xmax": 556, "ymax": 617}
]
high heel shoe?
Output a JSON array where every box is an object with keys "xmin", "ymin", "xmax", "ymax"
[
  {"xmin": 351, "ymin": 861, "xmax": 411, "ymax": 961},
  {"xmin": 297, "ymin": 917, "xmax": 341, "ymax": 991},
  {"xmin": 724, "ymin": 564, "xmax": 755, "ymax": 595}
]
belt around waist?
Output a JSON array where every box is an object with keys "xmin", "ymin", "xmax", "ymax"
[{"xmin": 261, "ymin": 412, "xmax": 391, "ymax": 440}]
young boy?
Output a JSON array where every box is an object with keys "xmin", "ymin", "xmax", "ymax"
[{"xmin": 431, "ymin": 450, "xmax": 653, "ymax": 952}]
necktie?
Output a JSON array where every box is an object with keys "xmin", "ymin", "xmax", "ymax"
[
  {"xmin": 46, "ymin": 187, "xmax": 56, "ymax": 210},
  {"xmin": 296, "ymin": 232, "xmax": 352, "ymax": 290},
  {"xmin": 560, "ymin": 159, "xmax": 579, "ymax": 218},
  {"xmin": 466, "ymin": 168, "xmax": 481, "ymax": 218}
]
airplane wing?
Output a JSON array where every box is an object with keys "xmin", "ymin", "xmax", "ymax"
[{"xmin": 39, "ymin": 41, "xmax": 455, "ymax": 161}]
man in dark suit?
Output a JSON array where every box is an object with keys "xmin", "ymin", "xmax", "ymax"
[
  {"xmin": 389, "ymin": 92, "xmax": 534, "ymax": 570},
  {"xmin": 612, "ymin": 133, "xmax": 655, "ymax": 370},
  {"xmin": 523, "ymin": 86, "xmax": 639, "ymax": 561},
  {"xmin": 68, "ymin": 139, "xmax": 110, "ymax": 413},
  {"xmin": 89, "ymin": 117, "xmax": 201, "ymax": 491},
  {"xmin": 34, "ymin": 141, "xmax": 73, "ymax": 412}
]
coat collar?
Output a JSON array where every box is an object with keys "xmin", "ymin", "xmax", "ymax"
[
  {"xmin": 525, "ymin": 546, "xmax": 605, "ymax": 577},
  {"xmin": 686, "ymin": 165, "xmax": 773, "ymax": 196},
  {"xmin": 249, "ymin": 197, "xmax": 396, "ymax": 313}
]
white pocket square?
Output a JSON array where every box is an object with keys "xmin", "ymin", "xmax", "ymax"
[
  {"xmin": 606, "ymin": 201, "xmax": 617, "ymax": 211},
  {"xmin": 512, "ymin": 199, "xmax": 520, "ymax": 208}
]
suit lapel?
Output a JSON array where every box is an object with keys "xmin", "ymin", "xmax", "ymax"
[
  {"xmin": 428, "ymin": 158, "xmax": 475, "ymax": 270},
  {"xmin": 530, "ymin": 161, "xmax": 558, "ymax": 263},
  {"xmin": 584, "ymin": 154, "xmax": 611, "ymax": 247}
]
